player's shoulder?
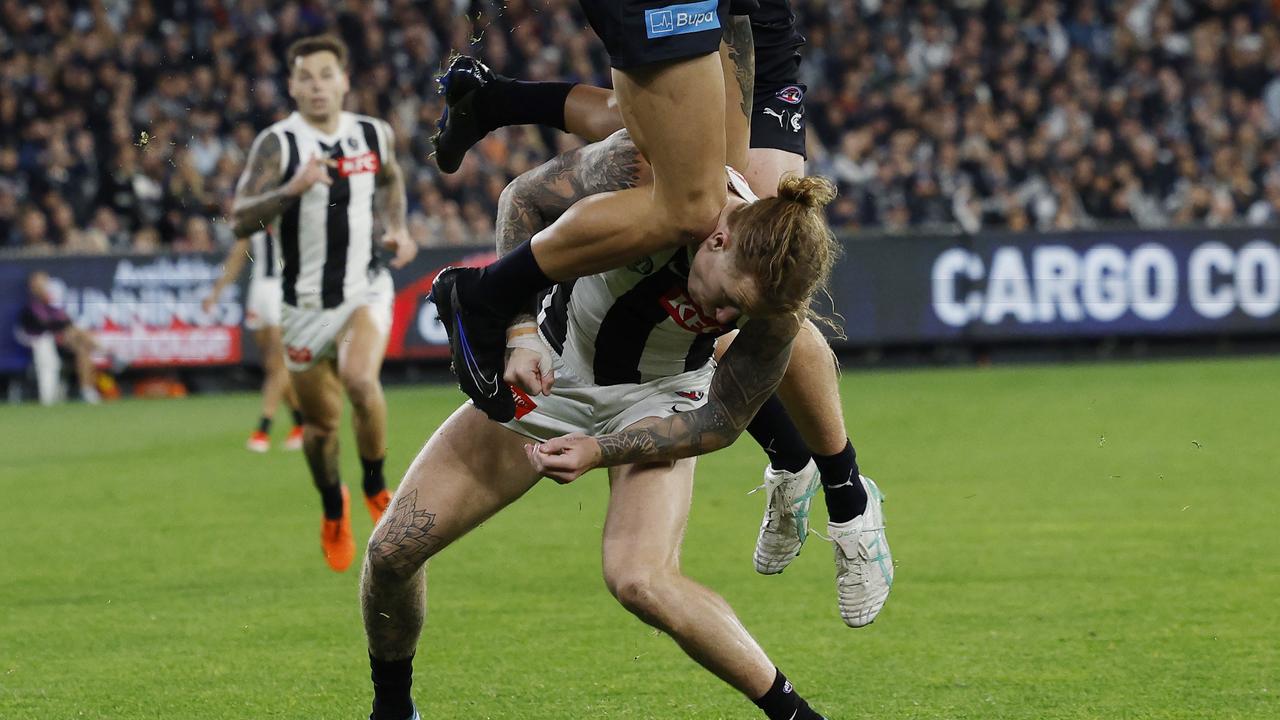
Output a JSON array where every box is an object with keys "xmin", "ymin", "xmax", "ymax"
[
  {"xmin": 262, "ymin": 112, "xmax": 302, "ymax": 135},
  {"xmin": 249, "ymin": 115, "xmax": 296, "ymax": 150}
]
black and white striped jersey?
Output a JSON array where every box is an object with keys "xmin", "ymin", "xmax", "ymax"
[
  {"xmin": 537, "ymin": 168, "xmax": 759, "ymax": 386},
  {"xmin": 247, "ymin": 230, "xmax": 280, "ymax": 282},
  {"xmin": 253, "ymin": 111, "xmax": 391, "ymax": 309}
]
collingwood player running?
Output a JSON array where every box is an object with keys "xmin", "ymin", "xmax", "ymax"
[{"xmin": 232, "ymin": 34, "xmax": 416, "ymax": 573}]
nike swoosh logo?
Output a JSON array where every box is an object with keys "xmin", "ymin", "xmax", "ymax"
[
  {"xmin": 670, "ymin": 405, "xmax": 683, "ymax": 414},
  {"xmin": 456, "ymin": 313, "xmax": 500, "ymax": 397}
]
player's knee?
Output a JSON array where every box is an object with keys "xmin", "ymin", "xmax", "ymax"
[
  {"xmin": 365, "ymin": 533, "xmax": 428, "ymax": 581},
  {"xmin": 604, "ymin": 567, "xmax": 670, "ymax": 621},
  {"xmin": 666, "ymin": 191, "xmax": 724, "ymax": 240},
  {"xmin": 341, "ymin": 372, "xmax": 380, "ymax": 408},
  {"xmin": 304, "ymin": 415, "xmax": 339, "ymax": 438}
]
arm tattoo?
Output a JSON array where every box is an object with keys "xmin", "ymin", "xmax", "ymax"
[
  {"xmin": 231, "ymin": 131, "xmax": 294, "ymax": 237},
  {"xmin": 375, "ymin": 121, "xmax": 408, "ymax": 231},
  {"xmin": 724, "ymin": 16, "xmax": 755, "ymax": 121},
  {"xmin": 495, "ymin": 131, "xmax": 646, "ymax": 322},
  {"xmin": 496, "ymin": 130, "xmax": 646, "ymax": 256},
  {"xmin": 595, "ymin": 313, "xmax": 801, "ymax": 466}
]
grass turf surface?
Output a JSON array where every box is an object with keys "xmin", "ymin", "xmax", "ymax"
[{"xmin": 1, "ymin": 357, "xmax": 1277, "ymax": 719}]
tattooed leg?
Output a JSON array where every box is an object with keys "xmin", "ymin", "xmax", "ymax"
[{"xmin": 362, "ymin": 404, "xmax": 541, "ymax": 660}]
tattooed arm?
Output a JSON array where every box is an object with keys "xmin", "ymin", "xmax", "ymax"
[
  {"xmin": 374, "ymin": 120, "xmax": 416, "ymax": 267},
  {"xmin": 525, "ymin": 312, "xmax": 802, "ymax": 481},
  {"xmin": 231, "ymin": 131, "xmax": 291, "ymax": 237},
  {"xmin": 721, "ymin": 14, "xmax": 754, "ymax": 172},
  {"xmin": 496, "ymin": 129, "xmax": 649, "ymax": 257},
  {"xmin": 375, "ymin": 120, "xmax": 408, "ymax": 231},
  {"xmin": 724, "ymin": 15, "xmax": 754, "ymax": 123}
]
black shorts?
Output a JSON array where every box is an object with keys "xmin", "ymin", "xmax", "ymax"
[
  {"xmin": 579, "ymin": 0, "xmax": 730, "ymax": 70},
  {"xmin": 750, "ymin": 82, "xmax": 807, "ymax": 157}
]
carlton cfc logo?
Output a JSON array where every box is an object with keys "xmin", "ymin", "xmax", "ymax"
[{"xmin": 776, "ymin": 86, "xmax": 804, "ymax": 105}]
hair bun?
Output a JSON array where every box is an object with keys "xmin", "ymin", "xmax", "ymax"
[{"xmin": 777, "ymin": 175, "xmax": 837, "ymax": 209}]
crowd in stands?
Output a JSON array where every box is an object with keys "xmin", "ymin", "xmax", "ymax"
[{"xmin": 1, "ymin": 0, "xmax": 1278, "ymax": 256}]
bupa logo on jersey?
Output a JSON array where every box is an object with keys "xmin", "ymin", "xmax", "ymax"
[
  {"xmin": 336, "ymin": 152, "xmax": 380, "ymax": 177},
  {"xmin": 645, "ymin": 0, "xmax": 720, "ymax": 39},
  {"xmin": 660, "ymin": 287, "xmax": 723, "ymax": 334}
]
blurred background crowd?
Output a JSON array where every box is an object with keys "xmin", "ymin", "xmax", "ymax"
[{"xmin": 2, "ymin": 0, "xmax": 1279, "ymax": 257}]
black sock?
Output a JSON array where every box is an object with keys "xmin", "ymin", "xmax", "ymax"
[
  {"xmin": 463, "ymin": 240, "xmax": 554, "ymax": 317},
  {"xmin": 319, "ymin": 483, "xmax": 344, "ymax": 520},
  {"xmin": 746, "ymin": 395, "xmax": 812, "ymax": 474},
  {"xmin": 361, "ymin": 456, "xmax": 387, "ymax": 497},
  {"xmin": 370, "ymin": 653, "xmax": 415, "ymax": 720},
  {"xmin": 257, "ymin": 416, "xmax": 272, "ymax": 434},
  {"xmin": 291, "ymin": 408, "xmax": 304, "ymax": 427},
  {"xmin": 474, "ymin": 78, "xmax": 576, "ymax": 133},
  {"xmin": 753, "ymin": 669, "xmax": 824, "ymax": 720},
  {"xmin": 814, "ymin": 440, "xmax": 867, "ymax": 523}
]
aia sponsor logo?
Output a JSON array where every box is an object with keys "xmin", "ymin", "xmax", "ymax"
[
  {"xmin": 675, "ymin": 390, "xmax": 705, "ymax": 401},
  {"xmin": 337, "ymin": 152, "xmax": 380, "ymax": 177},
  {"xmin": 510, "ymin": 383, "xmax": 538, "ymax": 419},
  {"xmin": 660, "ymin": 288, "xmax": 722, "ymax": 334},
  {"xmin": 776, "ymin": 85, "xmax": 804, "ymax": 105},
  {"xmin": 286, "ymin": 345, "xmax": 313, "ymax": 364}
]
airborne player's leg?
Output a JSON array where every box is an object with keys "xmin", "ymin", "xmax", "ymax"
[{"xmin": 429, "ymin": 4, "xmax": 750, "ymax": 423}]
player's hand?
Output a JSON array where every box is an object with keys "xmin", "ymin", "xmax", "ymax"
[
  {"xmin": 505, "ymin": 323, "xmax": 554, "ymax": 396},
  {"xmin": 504, "ymin": 346, "xmax": 554, "ymax": 396},
  {"xmin": 383, "ymin": 227, "xmax": 417, "ymax": 268},
  {"xmin": 201, "ymin": 293, "xmax": 217, "ymax": 314},
  {"xmin": 284, "ymin": 156, "xmax": 334, "ymax": 196},
  {"xmin": 525, "ymin": 434, "xmax": 602, "ymax": 484}
]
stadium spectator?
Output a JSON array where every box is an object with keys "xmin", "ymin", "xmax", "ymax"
[
  {"xmin": 0, "ymin": 0, "xmax": 1277, "ymax": 253},
  {"xmin": 18, "ymin": 270, "xmax": 119, "ymax": 403}
]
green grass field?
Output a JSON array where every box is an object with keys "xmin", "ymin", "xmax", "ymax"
[{"xmin": 1, "ymin": 357, "xmax": 1277, "ymax": 719}]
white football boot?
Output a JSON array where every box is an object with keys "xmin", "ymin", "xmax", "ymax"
[
  {"xmin": 829, "ymin": 475, "xmax": 893, "ymax": 627},
  {"xmin": 753, "ymin": 459, "xmax": 822, "ymax": 574}
]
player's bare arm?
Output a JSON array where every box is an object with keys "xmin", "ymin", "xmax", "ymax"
[
  {"xmin": 725, "ymin": 16, "xmax": 754, "ymax": 122},
  {"xmin": 374, "ymin": 121, "xmax": 415, "ymax": 268},
  {"xmin": 202, "ymin": 236, "xmax": 251, "ymax": 313},
  {"xmin": 526, "ymin": 312, "xmax": 801, "ymax": 482},
  {"xmin": 721, "ymin": 14, "xmax": 754, "ymax": 171},
  {"xmin": 496, "ymin": 129, "xmax": 649, "ymax": 260},
  {"xmin": 231, "ymin": 131, "xmax": 330, "ymax": 237}
]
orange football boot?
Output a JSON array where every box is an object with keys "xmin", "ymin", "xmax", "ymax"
[
  {"xmin": 283, "ymin": 425, "xmax": 304, "ymax": 451},
  {"xmin": 321, "ymin": 486, "xmax": 355, "ymax": 572},
  {"xmin": 365, "ymin": 489, "xmax": 392, "ymax": 524},
  {"xmin": 246, "ymin": 430, "xmax": 270, "ymax": 453}
]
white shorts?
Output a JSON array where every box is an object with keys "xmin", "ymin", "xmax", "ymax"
[
  {"xmin": 500, "ymin": 354, "xmax": 715, "ymax": 441},
  {"xmin": 244, "ymin": 276, "xmax": 282, "ymax": 331},
  {"xmin": 281, "ymin": 271, "xmax": 394, "ymax": 372}
]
